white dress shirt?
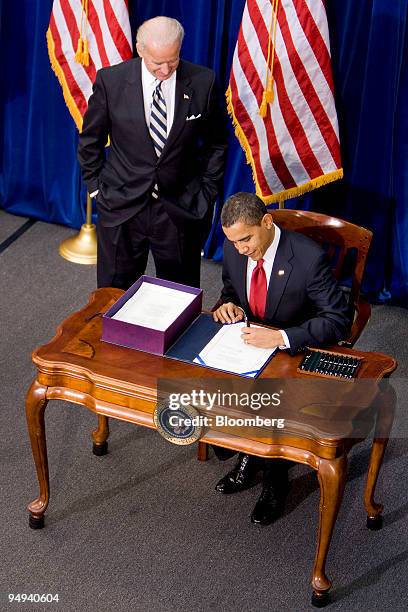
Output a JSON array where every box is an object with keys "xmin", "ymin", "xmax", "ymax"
[
  {"xmin": 246, "ymin": 224, "xmax": 290, "ymax": 349},
  {"xmin": 141, "ymin": 60, "xmax": 176, "ymax": 135}
]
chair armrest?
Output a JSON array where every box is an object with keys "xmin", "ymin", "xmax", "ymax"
[{"xmin": 339, "ymin": 298, "xmax": 371, "ymax": 348}]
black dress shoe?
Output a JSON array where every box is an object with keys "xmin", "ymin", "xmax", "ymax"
[
  {"xmin": 250, "ymin": 479, "xmax": 289, "ymax": 525},
  {"xmin": 215, "ymin": 453, "xmax": 259, "ymax": 494}
]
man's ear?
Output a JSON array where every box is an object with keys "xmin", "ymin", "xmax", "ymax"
[
  {"xmin": 262, "ymin": 213, "xmax": 274, "ymax": 230},
  {"xmin": 136, "ymin": 42, "xmax": 143, "ymax": 58}
]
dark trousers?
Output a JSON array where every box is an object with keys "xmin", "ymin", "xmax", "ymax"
[
  {"xmin": 213, "ymin": 446, "xmax": 292, "ymax": 484},
  {"xmin": 97, "ymin": 199, "xmax": 202, "ymax": 289}
]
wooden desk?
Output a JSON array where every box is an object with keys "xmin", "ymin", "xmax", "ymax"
[{"xmin": 26, "ymin": 288, "xmax": 397, "ymax": 607}]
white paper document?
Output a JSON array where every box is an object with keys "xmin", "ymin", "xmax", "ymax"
[
  {"xmin": 112, "ymin": 282, "xmax": 196, "ymax": 331},
  {"xmin": 194, "ymin": 323, "xmax": 277, "ymax": 377}
]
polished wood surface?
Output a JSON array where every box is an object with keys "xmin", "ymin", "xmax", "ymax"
[{"xmin": 26, "ymin": 288, "xmax": 397, "ymax": 605}]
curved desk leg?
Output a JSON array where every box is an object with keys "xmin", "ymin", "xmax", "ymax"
[
  {"xmin": 364, "ymin": 384, "xmax": 396, "ymax": 530},
  {"xmin": 92, "ymin": 415, "xmax": 110, "ymax": 456},
  {"xmin": 26, "ymin": 380, "xmax": 49, "ymax": 529},
  {"xmin": 311, "ymin": 454, "xmax": 348, "ymax": 607}
]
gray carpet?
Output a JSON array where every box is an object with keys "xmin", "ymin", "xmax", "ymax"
[
  {"xmin": 0, "ymin": 212, "xmax": 407, "ymax": 612},
  {"xmin": 0, "ymin": 210, "xmax": 29, "ymax": 242}
]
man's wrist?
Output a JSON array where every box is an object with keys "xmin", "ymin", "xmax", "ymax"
[{"xmin": 278, "ymin": 329, "xmax": 291, "ymax": 350}]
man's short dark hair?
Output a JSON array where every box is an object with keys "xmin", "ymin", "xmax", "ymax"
[{"xmin": 221, "ymin": 192, "xmax": 267, "ymax": 228}]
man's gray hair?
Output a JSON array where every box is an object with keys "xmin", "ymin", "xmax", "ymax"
[
  {"xmin": 136, "ymin": 16, "xmax": 185, "ymax": 50},
  {"xmin": 221, "ymin": 193, "xmax": 267, "ymax": 228}
]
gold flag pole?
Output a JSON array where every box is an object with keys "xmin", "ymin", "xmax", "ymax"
[
  {"xmin": 58, "ymin": 2, "xmax": 96, "ymax": 264},
  {"xmin": 59, "ymin": 193, "xmax": 97, "ymax": 264}
]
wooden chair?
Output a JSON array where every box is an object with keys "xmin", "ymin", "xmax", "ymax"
[{"xmin": 270, "ymin": 209, "xmax": 373, "ymax": 347}]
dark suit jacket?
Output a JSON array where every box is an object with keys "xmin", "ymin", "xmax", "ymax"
[
  {"xmin": 77, "ymin": 58, "xmax": 227, "ymax": 228},
  {"xmin": 221, "ymin": 229, "xmax": 351, "ymax": 353}
]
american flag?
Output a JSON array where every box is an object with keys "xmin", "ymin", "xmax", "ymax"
[
  {"xmin": 227, "ymin": 0, "xmax": 343, "ymax": 204},
  {"xmin": 47, "ymin": 0, "xmax": 133, "ymax": 131}
]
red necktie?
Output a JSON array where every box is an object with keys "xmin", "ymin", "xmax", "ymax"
[{"xmin": 249, "ymin": 258, "xmax": 267, "ymax": 319}]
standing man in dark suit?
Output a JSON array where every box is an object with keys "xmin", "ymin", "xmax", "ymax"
[
  {"xmin": 212, "ymin": 192, "xmax": 350, "ymax": 525},
  {"xmin": 77, "ymin": 17, "xmax": 227, "ymax": 289}
]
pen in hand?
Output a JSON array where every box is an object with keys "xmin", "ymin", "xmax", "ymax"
[{"xmin": 236, "ymin": 306, "xmax": 250, "ymax": 327}]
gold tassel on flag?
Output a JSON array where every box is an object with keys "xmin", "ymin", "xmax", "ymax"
[
  {"xmin": 259, "ymin": 0, "xmax": 280, "ymax": 118},
  {"xmin": 74, "ymin": 37, "xmax": 83, "ymax": 63},
  {"xmin": 75, "ymin": 0, "xmax": 90, "ymax": 66},
  {"xmin": 82, "ymin": 38, "xmax": 90, "ymax": 66}
]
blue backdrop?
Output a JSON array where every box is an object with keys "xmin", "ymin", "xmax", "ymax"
[{"xmin": 1, "ymin": 1, "xmax": 407, "ymax": 305}]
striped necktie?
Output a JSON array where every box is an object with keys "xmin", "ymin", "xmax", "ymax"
[{"xmin": 149, "ymin": 81, "xmax": 167, "ymax": 199}]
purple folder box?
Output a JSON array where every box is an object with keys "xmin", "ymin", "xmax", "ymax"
[{"xmin": 102, "ymin": 275, "xmax": 203, "ymax": 355}]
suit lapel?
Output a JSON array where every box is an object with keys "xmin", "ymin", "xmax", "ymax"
[
  {"xmin": 265, "ymin": 230, "xmax": 293, "ymax": 320},
  {"xmin": 161, "ymin": 61, "xmax": 192, "ymax": 156},
  {"xmin": 124, "ymin": 59, "xmax": 156, "ymax": 157},
  {"xmin": 237, "ymin": 253, "xmax": 250, "ymax": 312}
]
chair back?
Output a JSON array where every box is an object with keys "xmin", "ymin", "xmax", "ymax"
[{"xmin": 272, "ymin": 209, "xmax": 373, "ymax": 346}]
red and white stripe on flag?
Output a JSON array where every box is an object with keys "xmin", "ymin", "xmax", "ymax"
[
  {"xmin": 227, "ymin": 0, "xmax": 343, "ymax": 204},
  {"xmin": 47, "ymin": 1, "xmax": 133, "ymax": 131}
]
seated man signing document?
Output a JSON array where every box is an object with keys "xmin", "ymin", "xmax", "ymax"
[{"xmin": 212, "ymin": 192, "xmax": 350, "ymax": 526}]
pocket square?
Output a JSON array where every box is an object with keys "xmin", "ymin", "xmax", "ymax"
[{"xmin": 186, "ymin": 114, "xmax": 201, "ymax": 121}]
